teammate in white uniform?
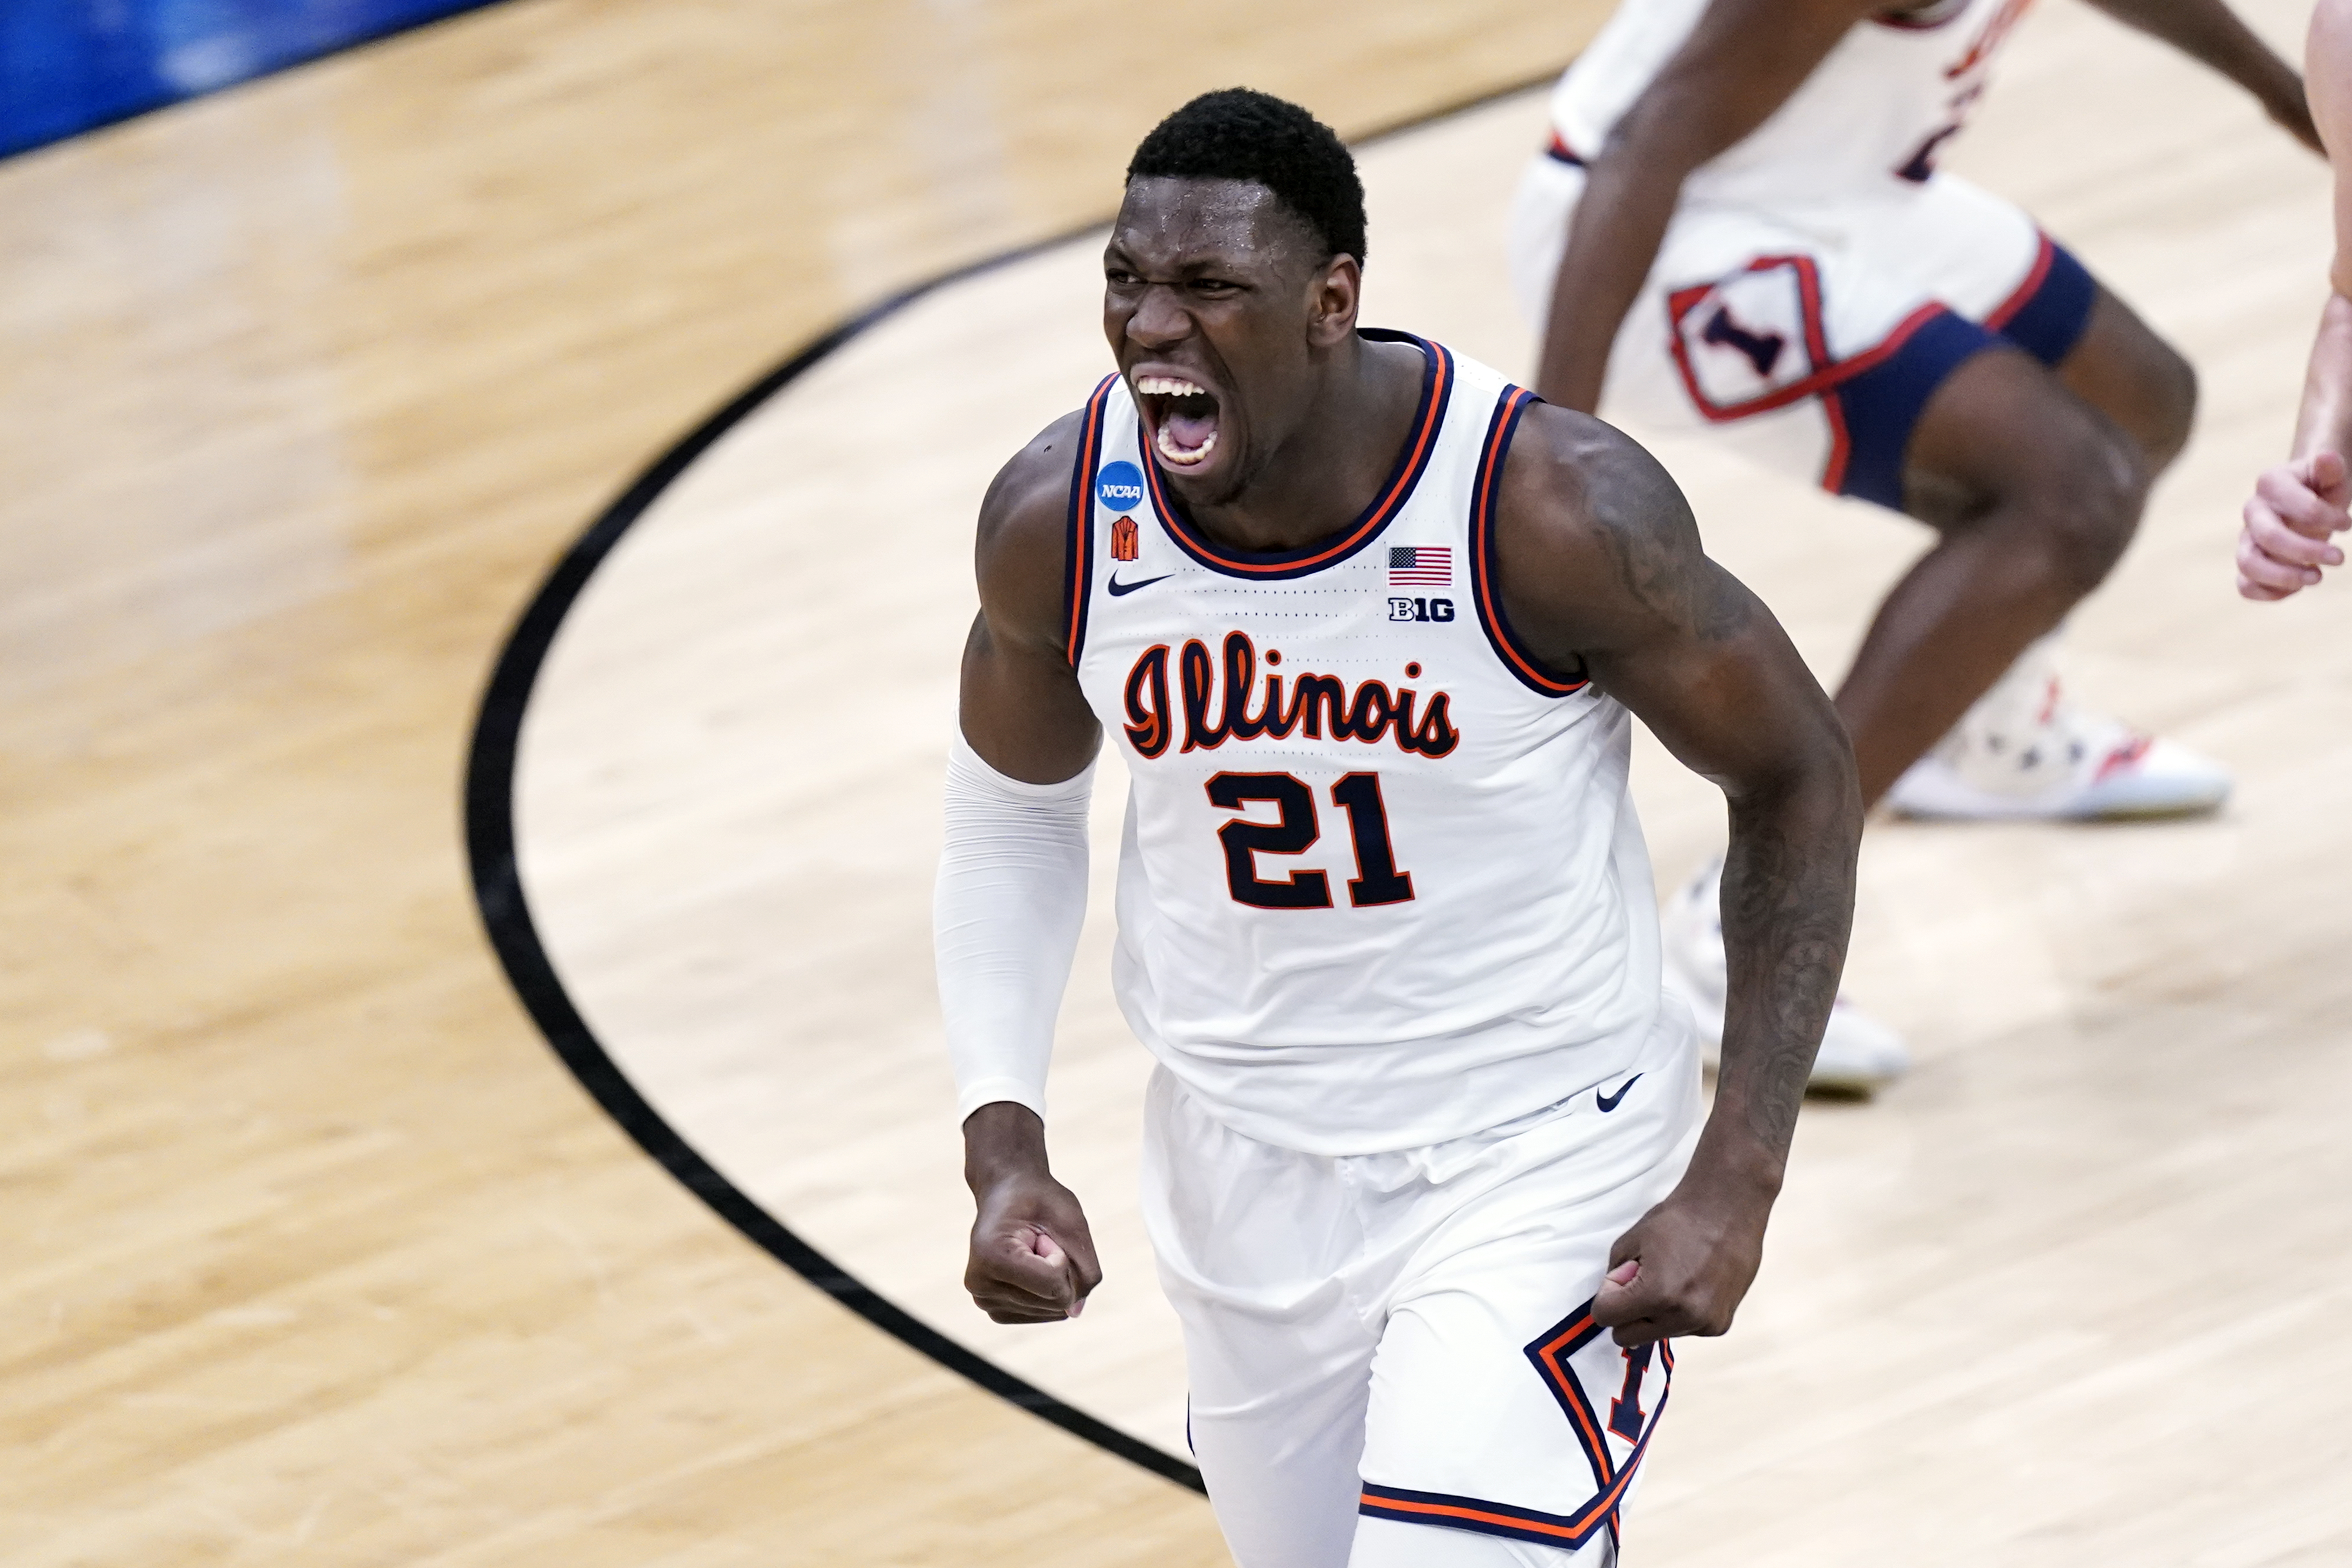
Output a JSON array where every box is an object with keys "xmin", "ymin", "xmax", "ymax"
[
  {"xmin": 936, "ymin": 91, "xmax": 1862, "ymax": 1566},
  {"xmin": 1507, "ymin": 0, "xmax": 2318, "ymax": 1089}
]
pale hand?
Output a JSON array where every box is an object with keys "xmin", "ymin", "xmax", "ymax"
[{"xmin": 2239, "ymin": 450, "xmax": 2350, "ymax": 600}]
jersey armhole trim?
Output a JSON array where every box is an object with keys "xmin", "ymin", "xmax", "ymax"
[
  {"xmin": 1063, "ymin": 375, "xmax": 1118, "ymax": 666},
  {"xmin": 1470, "ymin": 387, "xmax": 1592, "ymax": 698}
]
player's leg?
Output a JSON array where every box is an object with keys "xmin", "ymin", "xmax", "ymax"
[
  {"xmin": 1835, "ymin": 341, "xmax": 2148, "ymax": 804},
  {"xmin": 1348, "ymin": 1038, "xmax": 1700, "ymax": 1568},
  {"xmin": 1862, "ymin": 294, "xmax": 2228, "ymax": 819},
  {"xmin": 1138, "ymin": 1069, "xmax": 1381, "ymax": 1568},
  {"xmin": 1351, "ymin": 1289, "xmax": 1640, "ymax": 1568},
  {"xmin": 1352, "ymin": 1512, "xmax": 1608, "ymax": 1567},
  {"xmin": 1876, "ymin": 177, "xmax": 2196, "ymax": 478},
  {"xmin": 1866, "ymin": 193, "xmax": 2228, "ymax": 818},
  {"xmin": 2053, "ymin": 284, "xmax": 2198, "ymax": 475}
]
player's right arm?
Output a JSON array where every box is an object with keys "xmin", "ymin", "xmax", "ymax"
[
  {"xmin": 2239, "ymin": 0, "xmax": 2352, "ymax": 599},
  {"xmin": 1535, "ymin": 0, "xmax": 1878, "ymax": 412},
  {"xmin": 939, "ymin": 411, "xmax": 1106, "ymax": 1323}
]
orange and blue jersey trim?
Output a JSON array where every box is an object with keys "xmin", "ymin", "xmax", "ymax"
[
  {"xmin": 1526, "ymin": 1301, "xmax": 1623, "ymax": 1490},
  {"xmin": 1063, "ymin": 374, "xmax": 1118, "ymax": 667},
  {"xmin": 1468, "ymin": 384, "xmax": 1591, "ymax": 699},
  {"xmin": 1358, "ymin": 1409, "xmax": 1668, "ymax": 1553},
  {"xmin": 1139, "ymin": 330, "xmax": 1453, "ymax": 581},
  {"xmin": 1359, "ymin": 1300, "xmax": 1673, "ymax": 1552},
  {"xmin": 1359, "ymin": 1470, "xmax": 1642, "ymax": 1552}
]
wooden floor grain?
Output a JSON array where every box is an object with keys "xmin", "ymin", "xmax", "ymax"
[
  {"xmin": 0, "ymin": 3, "xmax": 1605, "ymax": 1562},
  {"xmin": 8, "ymin": 0, "xmax": 2351, "ymax": 1563},
  {"xmin": 514, "ymin": 1, "xmax": 2352, "ymax": 1562}
]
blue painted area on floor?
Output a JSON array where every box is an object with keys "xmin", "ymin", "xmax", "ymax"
[{"xmin": 2, "ymin": 0, "xmax": 499, "ymax": 160}]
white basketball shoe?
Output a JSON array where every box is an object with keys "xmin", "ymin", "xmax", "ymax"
[
  {"xmin": 1885, "ymin": 637, "xmax": 2230, "ymax": 821},
  {"xmin": 1659, "ymin": 856, "xmax": 1911, "ymax": 1096}
]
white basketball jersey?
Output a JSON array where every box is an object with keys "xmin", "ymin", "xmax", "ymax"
[
  {"xmin": 1067, "ymin": 333, "xmax": 1682, "ymax": 1157},
  {"xmin": 1550, "ymin": 0, "xmax": 2036, "ymax": 204}
]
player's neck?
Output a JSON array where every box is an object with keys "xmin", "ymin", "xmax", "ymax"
[{"xmin": 1178, "ymin": 336, "xmax": 1425, "ymax": 554}]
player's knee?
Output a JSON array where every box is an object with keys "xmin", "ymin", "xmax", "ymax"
[
  {"xmin": 2140, "ymin": 338, "xmax": 2198, "ymax": 469},
  {"xmin": 2022, "ymin": 421, "xmax": 2147, "ymax": 598}
]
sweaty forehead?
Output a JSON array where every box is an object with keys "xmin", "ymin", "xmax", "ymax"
[{"xmin": 1111, "ymin": 177, "xmax": 1319, "ymax": 273}]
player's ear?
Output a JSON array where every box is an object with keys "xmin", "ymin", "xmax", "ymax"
[{"xmin": 1306, "ymin": 253, "xmax": 1361, "ymax": 348}]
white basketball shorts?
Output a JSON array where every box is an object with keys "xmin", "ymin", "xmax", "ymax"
[
  {"xmin": 1506, "ymin": 145, "xmax": 2098, "ymax": 510},
  {"xmin": 1140, "ymin": 1015, "xmax": 1703, "ymax": 1568}
]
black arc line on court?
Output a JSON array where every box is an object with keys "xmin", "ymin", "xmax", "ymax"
[{"xmin": 464, "ymin": 67, "xmax": 1567, "ymax": 1498}]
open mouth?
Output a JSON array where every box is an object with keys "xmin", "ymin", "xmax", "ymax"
[{"xmin": 1134, "ymin": 374, "xmax": 1221, "ymax": 468}]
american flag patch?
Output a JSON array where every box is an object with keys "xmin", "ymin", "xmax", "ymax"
[{"xmin": 1388, "ymin": 546, "xmax": 1452, "ymax": 586}]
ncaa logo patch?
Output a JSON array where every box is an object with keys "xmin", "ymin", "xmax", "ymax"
[{"xmin": 1095, "ymin": 460, "xmax": 1145, "ymax": 513}]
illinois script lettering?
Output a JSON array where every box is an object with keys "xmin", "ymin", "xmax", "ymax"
[{"xmin": 1122, "ymin": 630, "xmax": 1459, "ymax": 760}]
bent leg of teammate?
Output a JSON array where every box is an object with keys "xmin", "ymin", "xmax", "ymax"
[
  {"xmin": 1877, "ymin": 286, "xmax": 2231, "ymax": 819},
  {"xmin": 1864, "ymin": 325, "xmax": 2231, "ymax": 819},
  {"xmin": 2056, "ymin": 285, "xmax": 2198, "ymax": 472},
  {"xmin": 1839, "ymin": 343, "xmax": 2145, "ymax": 804}
]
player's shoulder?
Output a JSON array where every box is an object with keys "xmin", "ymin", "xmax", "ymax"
[
  {"xmin": 1496, "ymin": 400, "xmax": 1700, "ymax": 568},
  {"xmin": 978, "ymin": 406, "xmax": 1089, "ymax": 562},
  {"xmin": 974, "ymin": 405, "xmax": 1094, "ymax": 641},
  {"xmin": 1484, "ymin": 400, "xmax": 1707, "ymax": 658}
]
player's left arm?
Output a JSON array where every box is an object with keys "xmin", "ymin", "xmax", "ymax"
[
  {"xmin": 2082, "ymin": 0, "xmax": 2321, "ymax": 151},
  {"xmin": 1494, "ymin": 405, "xmax": 1861, "ymax": 1347}
]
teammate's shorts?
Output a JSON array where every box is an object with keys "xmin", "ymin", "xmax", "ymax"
[
  {"xmin": 1506, "ymin": 149, "xmax": 2097, "ymax": 510},
  {"xmin": 1140, "ymin": 1015, "xmax": 1703, "ymax": 1568}
]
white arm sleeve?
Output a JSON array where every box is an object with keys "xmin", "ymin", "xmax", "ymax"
[{"xmin": 934, "ymin": 730, "xmax": 1097, "ymax": 1125}]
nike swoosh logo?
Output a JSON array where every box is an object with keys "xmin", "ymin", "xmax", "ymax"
[
  {"xmin": 1107, "ymin": 572, "xmax": 1172, "ymax": 597},
  {"xmin": 1595, "ymin": 1073, "xmax": 1642, "ymax": 1113}
]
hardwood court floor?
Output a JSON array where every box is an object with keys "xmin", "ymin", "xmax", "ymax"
[
  {"xmin": 510, "ymin": 2, "xmax": 2352, "ymax": 1562},
  {"xmin": 7, "ymin": 2, "xmax": 2352, "ymax": 1566},
  {"xmin": 0, "ymin": 4, "xmax": 1602, "ymax": 1564}
]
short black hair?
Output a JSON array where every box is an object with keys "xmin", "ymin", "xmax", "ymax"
[{"xmin": 1125, "ymin": 88, "xmax": 1367, "ymax": 266}]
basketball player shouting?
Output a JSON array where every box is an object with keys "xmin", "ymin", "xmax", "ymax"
[
  {"xmin": 937, "ymin": 91, "xmax": 1860, "ymax": 1566},
  {"xmin": 1510, "ymin": 0, "xmax": 2318, "ymax": 1090}
]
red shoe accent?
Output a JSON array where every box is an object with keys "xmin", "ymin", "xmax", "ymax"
[{"xmin": 2093, "ymin": 733, "xmax": 2153, "ymax": 783}]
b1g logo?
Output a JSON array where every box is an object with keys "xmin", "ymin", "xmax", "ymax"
[
  {"xmin": 1389, "ymin": 596, "xmax": 1454, "ymax": 623},
  {"xmin": 1095, "ymin": 460, "xmax": 1145, "ymax": 512}
]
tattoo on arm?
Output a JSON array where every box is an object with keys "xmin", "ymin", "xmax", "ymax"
[
  {"xmin": 1717, "ymin": 800, "xmax": 1855, "ymax": 1153},
  {"xmin": 1497, "ymin": 409, "xmax": 1858, "ymax": 1172}
]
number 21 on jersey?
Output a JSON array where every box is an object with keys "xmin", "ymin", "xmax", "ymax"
[{"xmin": 1203, "ymin": 771, "xmax": 1414, "ymax": 910}]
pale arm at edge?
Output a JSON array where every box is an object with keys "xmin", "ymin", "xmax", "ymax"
[{"xmin": 2292, "ymin": 0, "xmax": 2352, "ymax": 462}]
